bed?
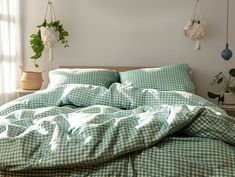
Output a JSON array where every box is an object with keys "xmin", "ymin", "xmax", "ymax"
[{"xmin": 0, "ymin": 64, "xmax": 234, "ymax": 177}]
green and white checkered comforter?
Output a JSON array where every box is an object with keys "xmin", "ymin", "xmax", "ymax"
[{"xmin": 0, "ymin": 83, "xmax": 234, "ymax": 177}]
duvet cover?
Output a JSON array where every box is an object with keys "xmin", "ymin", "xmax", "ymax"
[{"xmin": 0, "ymin": 83, "xmax": 234, "ymax": 177}]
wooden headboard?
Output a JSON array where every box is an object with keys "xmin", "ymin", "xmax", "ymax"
[{"xmin": 59, "ymin": 66, "xmax": 152, "ymax": 72}]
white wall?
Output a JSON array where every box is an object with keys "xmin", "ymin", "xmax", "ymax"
[{"xmin": 22, "ymin": 0, "xmax": 235, "ymax": 100}]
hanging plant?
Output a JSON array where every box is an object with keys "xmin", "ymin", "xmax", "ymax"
[{"xmin": 30, "ymin": 0, "xmax": 69, "ymax": 67}]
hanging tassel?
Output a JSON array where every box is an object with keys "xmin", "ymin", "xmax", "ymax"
[
  {"xmin": 195, "ymin": 39, "xmax": 201, "ymax": 50},
  {"xmin": 49, "ymin": 48, "xmax": 54, "ymax": 61}
]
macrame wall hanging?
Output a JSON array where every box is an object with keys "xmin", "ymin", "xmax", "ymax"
[
  {"xmin": 30, "ymin": 0, "xmax": 69, "ymax": 67},
  {"xmin": 184, "ymin": 0, "xmax": 206, "ymax": 50}
]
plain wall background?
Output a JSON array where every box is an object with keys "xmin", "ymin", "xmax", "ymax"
[{"xmin": 22, "ymin": 0, "xmax": 235, "ymax": 100}]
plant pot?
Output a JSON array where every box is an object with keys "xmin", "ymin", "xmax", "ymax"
[
  {"xmin": 40, "ymin": 26, "xmax": 59, "ymax": 61},
  {"xmin": 223, "ymin": 92, "xmax": 235, "ymax": 105},
  {"xmin": 20, "ymin": 71, "xmax": 43, "ymax": 90}
]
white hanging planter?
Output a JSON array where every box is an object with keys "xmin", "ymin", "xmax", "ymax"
[
  {"xmin": 184, "ymin": 0, "xmax": 206, "ymax": 50},
  {"xmin": 40, "ymin": 26, "xmax": 59, "ymax": 61}
]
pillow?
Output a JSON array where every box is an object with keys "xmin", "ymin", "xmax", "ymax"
[
  {"xmin": 120, "ymin": 64, "xmax": 195, "ymax": 93},
  {"xmin": 49, "ymin": 68, "xmax": 120, "ymax": 88}
]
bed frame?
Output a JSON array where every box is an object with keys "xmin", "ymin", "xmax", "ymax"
[
  {"xmin": 59, "ymin": 66, "xmax": 151, "ymax": 72},
  {"xmin": 59, "ymin": 66, "xmax": 193, "ymax": 79}
]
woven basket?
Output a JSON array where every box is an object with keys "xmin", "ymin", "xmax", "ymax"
[{"xmin": 20, "ymin": 66, "xmax": 43, "ymax": 90}]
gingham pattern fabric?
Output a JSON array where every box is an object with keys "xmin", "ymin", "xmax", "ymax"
[
  {"xmin": 120, "ymin": 64, "xmax": 195, "ymax": 93},
  {"xmin": 48, "ymin": 68, "xmax": 120, "ymax": 88},
  {"xmin": 0, "ymin": 83, "xmax": 235, "ymax": 177}
]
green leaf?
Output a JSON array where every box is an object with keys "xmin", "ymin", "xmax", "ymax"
[
  {"xmin": 207, "ymin": 92, "xmax": 220, "ymax": 99},
  {"xmin": 63, "ymin": 31, "xmax": 69, "ymax": 36},
  {"xmin": 229, "ymin": 69, "xmax": 235, "ymax": 77},
  {"xmin": 53, "ymin": 21, "xmax": 60, "ymax": 26},
  {"xmin": 217, "ymin": 77, "xmax": 223, "ymax": 84}
]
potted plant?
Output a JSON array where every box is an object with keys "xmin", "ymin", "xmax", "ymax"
[
  {"xmin": 208, "ymin": 68, "xmax": 235, "ymax": 105},
  {"xmin": 30, "ymin": 20, "xmax": 69, "ymax": 67}
]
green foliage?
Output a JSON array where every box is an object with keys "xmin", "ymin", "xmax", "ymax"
[
  {"xmin": 208, "ymin": 68, "xmax": 235, "ymax": 100},
  {"xmin": 207, "ymin": 91, "xmax": 224, "ymax": 104},
  {"xmin": 192, "ymin": 20, "xmax": 201, "ymax": 24},
  {"xmin": 30, "ymin": 20, "xmax": 69, "ymax": 67},
  {"xmin": 30, "ymin": 31, "xmax": 44, "ymax": 61},
  {"xmin": 207, "ymin": 92, "xmax": 220, "ymax": 99},
  {"xmin": 210, "ymin": 69, "xmax": 235, "ymax": 93}
]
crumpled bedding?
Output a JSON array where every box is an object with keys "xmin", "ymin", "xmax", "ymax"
[{"xmin": 0, "ymin": 83, "xmax": 234, "ymax": 177}]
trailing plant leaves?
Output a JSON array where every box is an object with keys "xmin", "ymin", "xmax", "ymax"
[
  {"xmin": 30, "ymin": 31, "xmax": 44, "ymax": 60},
  {"xmin": 229, "ymin": 68, "xmax": 235, "ymax": 77},
  {"xmin": 207, "ymin": 92, "xmax": 220, "ymax": 99}
]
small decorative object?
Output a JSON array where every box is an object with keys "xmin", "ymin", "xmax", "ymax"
[
  {"xmin": 19, "ymin": 66, "xmax": 44, "ymax": 90},
  {"xmin": 184, "ymin": 0, "xmax": 206, "ymax": 50},
  {"xmin": 221, "ymin": 0, "xmax": 233, "ymax": 61},
  {"xmin": 30, "ymin": 0, "xmax": 69, "ymax": 67},
  {"xmin": 208, "ymin": 68, "xmax": 235, "ymax": 105}
]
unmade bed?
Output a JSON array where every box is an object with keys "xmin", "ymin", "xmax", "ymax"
[{"xmin": 0, "ymin": 64, "xmax": 234, "ymax": 177}]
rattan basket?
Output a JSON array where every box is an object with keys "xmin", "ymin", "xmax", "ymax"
[{"xmin": 20, "ymin": 66, "xmax": 44, "ymax": 90}]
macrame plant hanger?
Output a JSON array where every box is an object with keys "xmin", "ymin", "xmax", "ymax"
[
  {"xmin": 184, "ymin": 0, "xmax": 206, "ymax": 50},
  {"xmin": 44, "ymin": 0, "xmax": 57, "ymax": 23},
  {"xmin": 190, "ymin": 0, "xmax": 202, "ymax": 22},
  {"xmin": 41, "ymin": 0, "xmax": 58, "ymax": 61}
]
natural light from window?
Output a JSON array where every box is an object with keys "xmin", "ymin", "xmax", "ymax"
[
  {"xmin": 0, "ymin": 21, "xmax": 16, "ymax": 56},
  {"xmin": 0, "ymin": 0, "xmax": 19, "ymax": 104}
]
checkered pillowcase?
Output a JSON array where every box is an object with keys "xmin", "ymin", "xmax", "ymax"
[
  {"xmin": 49, "ymin": 68, "xmax": 120, "ymax": 88},
  {"xmin": 120, "ymin": 64, "xmax": 195, "ymax": 93}
]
